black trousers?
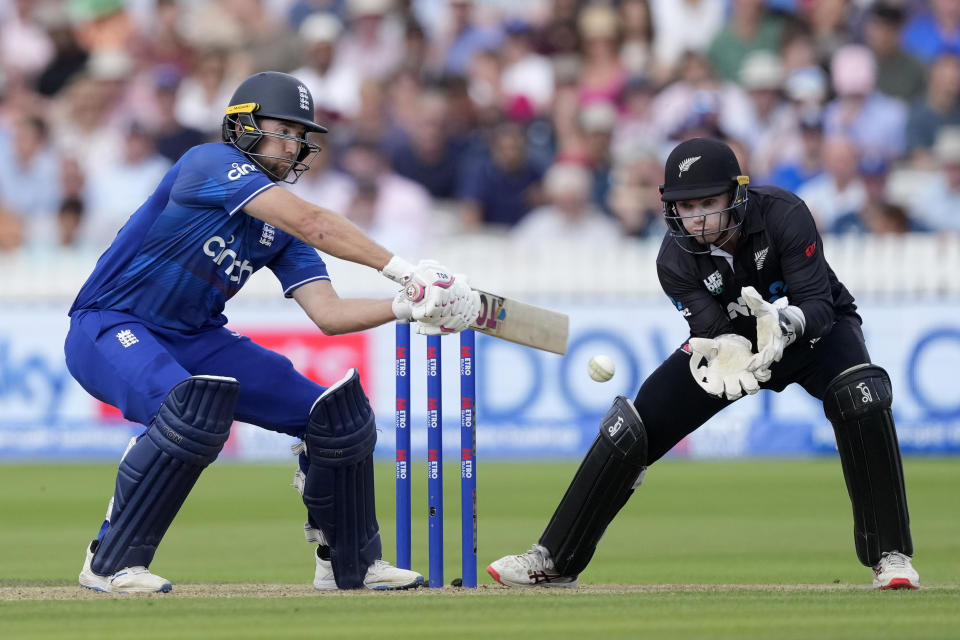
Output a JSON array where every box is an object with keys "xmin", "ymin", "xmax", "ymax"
[{"xmin": 636, "ymin": 314, "xmax": 870, "ymax": 463}]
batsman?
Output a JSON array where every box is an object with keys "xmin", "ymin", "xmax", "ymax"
[
  {"xmin": 488, "ymin": 138, "xmax": 919, "ymax": 591},
  {"xmin": 64, "ymin": 71, "xmax": 480, "ymax": 593}
]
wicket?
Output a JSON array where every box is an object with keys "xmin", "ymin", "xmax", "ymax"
[{"xmin": 395, "ymin": 322, "xmax": 478, "ymax": 588}]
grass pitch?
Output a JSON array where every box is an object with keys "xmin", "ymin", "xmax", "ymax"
[{"xmin": 0, "ymin": 458, "xmax": 957, "ymax": 639}]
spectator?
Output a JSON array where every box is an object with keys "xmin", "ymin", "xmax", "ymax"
[
  {"xmin": 577, "ymin": 101, "xmax": 617, "ymax": 216},
  {"xmin": 459, "ymin": 121, "xmax": 542, "ymax": 230},
  {"xmin": 803, "ymin": 0, "xmax": 852, "ymax": 63},
  {"xmin": 0, "ymin": 0, "xmax": 54, "ymax": 77},
  {"xmin": 500, "ymin": 19, "xmax": 554, "ymax": 117},
  {"xmin": 335, "ymin": 0, "xmax": 406, "ymax": 82},
  {"xmin": 0, "ymin": 115, "xmax": 61, "ymax": 231},
  {"xmin": 49, "ymin": 74, "xmax": 125, "ymax": 179},
  {"xmin": 766, "ymin": 108, "xmax": 826, "ymax": 192},
  {"xmin": 649, "ymin": 51, "xmax": 753, "ymax": 146},
  {"xmin": 0, "ymin": 205, "xmax": 24, "ymax": 252},
  {"xmin": 910, "ymin": 126, "xmax": 960, "ymax": 233},
  {"xmin": 906, "ymin": 54, "xmax": 960, "ymax": 166},
  {"xmin": 35, "ymin": 5, "xmax": 89, "ymax": 97},
  {"xmin": 432, "ymin": 0, "xmax": 503, "ymax": 77},
  {"xmin": 797, "ymin": 135, "xmax": 866, "ymax": 231},
  {"xmin": 706, "ymin": 0, "xmax": 784, "ymax": 83},
  {"xmin": 778, "ymin": 24, "xmax": 819, "ymax": 74},
  {"xmin": 141, "ymin": 0, "xmax": 193, "ymax": 73},
  {"xmin": 650, "ymin": 0, "xmax": 725, "ymax": 80},
  {"xmin": 612, "ymin": 74, "xmax": 660, "ymax": 160},
  {"xmin": 902, "ymin": 0, "xmax": 960, "ymax": 64},
  {"xmin": 822, "ymin": 44, "xmax": 908, "ymax": 163},
  {"xmin": 512, "ymin": 162, "xmax": 620, "ymax": 245},
  {"xmin": 607, "ymin": 145, "xmax": 667, "ymax": 239},
  {"xmin": 339, "ymin": 140, "xmax": 433, "ymax": 254},
  {"xmin": 150, "ymin": 65, "xmax": 207, "ymax": 163},
  {"xmin": 400, "ymin": 17, "xmax": 429, "ymax": 72},
  {"xmin": 82, "ymin": 123, "xmax": 171, "ymax": 248},
  {"xmin": 830, "ymin": 158, "xmax": 889, "ymax": 234},
  {"xmin": 174, "ymin": 47, "xmax": 239, "ymax": 135},
  {"xmin": 864, "ymin": 2, "xmax": 926, "ymax": 102},
  {"xmin": 291, "ymin": 12, "xmax": 362, "ymax": 120},
  {"xmin": 56, "ymin": 197, "xmax": 86, "ymax": 248},
  {"xmin": 576, "ymin": 4, "xmax": 627, "ymax": 106},
  {"xmin": 287, "ymin": 141, "xmax": 356, "ymax": 215},
  {"xmin": 387, "ymin": 89, "xmax": 466, "ymax": 200},
  {"xmin": 737, "ymin": 50, "xmax": 792, "ymax": 176},
  {"xmin": 619, "ymin": 0, "xmax": 656, "ymax": 77},
  {"xmin": 531, "ymin": 0, "xmax": 580, "ymax": 57}
]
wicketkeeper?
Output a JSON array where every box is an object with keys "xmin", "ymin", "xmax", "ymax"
[{"xmin": 487, "ymin": 137, "xmax": 919, "ymax": 590}]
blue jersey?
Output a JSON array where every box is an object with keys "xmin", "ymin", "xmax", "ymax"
[{"xmin": 69, "ymin": 143, "xmax": 329, "ymax": 331}]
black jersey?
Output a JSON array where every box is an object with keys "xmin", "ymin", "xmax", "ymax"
[{"xmin": 656, "ymin": 185, "xmax": 857, "ymax": 341}]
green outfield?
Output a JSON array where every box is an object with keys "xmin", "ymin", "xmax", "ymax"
[{"xmin": 1, "ymin": 458, "xmax": 957, "ymax": 639}]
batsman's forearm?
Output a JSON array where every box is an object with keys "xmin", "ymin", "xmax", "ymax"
[
  {"xmin": 308, "ymin": 298, "xmax": 396, "ymax": 335},
  {"xmin": 305, "ymin": 207, "xmax": 393, "ymax": 270}
]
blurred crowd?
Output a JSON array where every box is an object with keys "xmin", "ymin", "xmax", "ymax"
[{"xmin": 2, "ymin": 0, "xmax": 960, "ymax": 257}]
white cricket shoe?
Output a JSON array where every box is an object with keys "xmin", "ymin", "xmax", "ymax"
[
  {"xmin": 873, "ymin": 551, "xmax": 920, "ymax": 590},
  {"xmin": 313, "ymin": 550, "xmax": 424, "ymax": 591},
  {"xmin": 486, "ymin": 544, "xmax": 579, "ymax": 588},
  {"xmin": 79, "ymin": 541, "xmax": 173, "ymax": 594}
]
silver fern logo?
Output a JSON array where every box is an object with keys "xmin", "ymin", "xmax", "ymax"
[{"xmin": 678, "ymin": 155, "xmax": 701, "ymax": 178}]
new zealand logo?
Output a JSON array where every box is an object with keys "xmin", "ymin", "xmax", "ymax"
[
  {"xmin": 678, "ymin": 155, "xmax": 701, "ymax": 178},
  {"xmin": 703, "ymin": 270, "xmax": 724, "ymax": 295},
  {"xmin": 754, "ymin": 247, "xmax": 769, "ymax": 270}
]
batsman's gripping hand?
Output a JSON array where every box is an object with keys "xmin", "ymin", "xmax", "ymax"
[
  {"xmin": 415, "ymin": 276, "xmax": 481, "ymax": 335},
  {"xmin": 688, "ymin": 334, "xmax": 762, "ymax": 401},
  {"xmin": 384, "ymin": 257, "xmax": 480, "ymax": 334},
  {"xmin": 741, "ymin": 286, "xmax": 804, "ymax": 381}
]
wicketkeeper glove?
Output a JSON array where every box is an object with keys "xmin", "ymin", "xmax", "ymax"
[
  {"xmin": 741, "ymin": 286, "xmax": 805, "ymax": 381},
  {"xmin": 688, "ymin": 333, "xmax": 762, "ymax": 401}
]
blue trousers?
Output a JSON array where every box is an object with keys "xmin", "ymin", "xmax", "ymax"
[{"xmin": 65, "ymin": 309, "xmax": 324, "ymax": 437}]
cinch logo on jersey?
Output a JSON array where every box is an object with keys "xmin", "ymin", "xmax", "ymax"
[
  {"xmin": 298, "ymin": 84, "xmax": 310, "ymax": 111},
  {"xmin": 703, "ymin": 270, "xmax": 724, "ymax": 295},
  {"xmin": 259, "ymin": 223, "xmax": 275, "ymax": 247},
  {"xmin": 116, "ymin": 329, "xmax": 139, "ymax": 348},
  {"xmin": 227, "ymin": 162, "xmax": 258, "ymax": 181},
  {"xmin": 203, "ymin": 234, "xmax": 253, "ymax": 284},
  {"xmin": 754, "ymin": 247, "xmax": 769, "ymax": 270}
]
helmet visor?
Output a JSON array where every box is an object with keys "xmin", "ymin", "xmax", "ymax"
[{"xmin": 662, "ymin": 180, "xmax": 749, "ymax": 254}]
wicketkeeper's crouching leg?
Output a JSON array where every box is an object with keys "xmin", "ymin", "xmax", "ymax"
[
  {"xmin": 487, "ymin": 396, "xmax": 648, "ymax": 588},
  {"xmin": 80, "ymin": 375, "xmax": 240, "ymax": 593},
  {"xmin": 295, "ymin": 369, "xmax": 423, "ymax": 590},
  {"xmin": 823, "ymin": 364, "xmax": 919, "ymax": 589}
]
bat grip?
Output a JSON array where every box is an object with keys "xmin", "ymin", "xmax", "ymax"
[{"xmin": 404, "ymin": 282, "xmax": 424, "ymax": 303}]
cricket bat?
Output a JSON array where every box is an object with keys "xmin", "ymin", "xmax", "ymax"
[
  {"xmin": 405, "ymin": 284, "xmax": 569, "ymax": 355},
  {"xmin": 470, "ymin": 289, "xmax": 569, "ymax": 355}
]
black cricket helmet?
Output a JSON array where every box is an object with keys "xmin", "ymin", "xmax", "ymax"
[
  {"xmin": 221, "ymin": 71, "xmax": 327, "ymax": 183},
  {"xmin": 659, "ymin": 137, "xmax": 750, "ymax": 254}
]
